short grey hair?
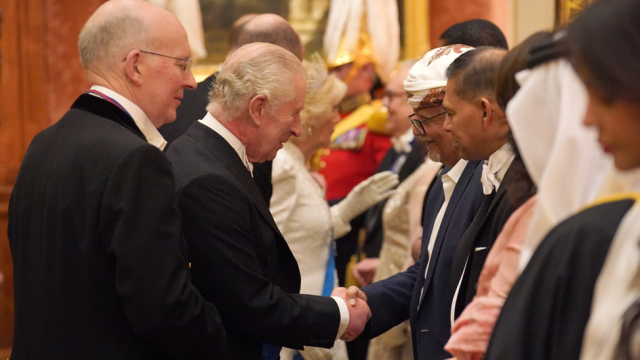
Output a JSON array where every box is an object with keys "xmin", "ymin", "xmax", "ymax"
[
  {"xmin": 208, "ymin": 43, "xmax": 306, "ymax": 120},
  {"xmin": 78, "ymin": 13, "xmax": 149, "ymax": 70}
]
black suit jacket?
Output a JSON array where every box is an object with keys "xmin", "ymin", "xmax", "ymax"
[
  {"xmin": 166, "ymin": 122, "xmax": 342, "ymax": 360},
  {"xmin": 8, "ymin": 94, "xmax": 225, "ymax": 360},
  {"xmin": 361, "ymin": 160, "xmax": 485, "ymax": 360},
  {"xmin": 159, "ymin": 74, "xmax": 273, "ymax": 203},
  {"xmin": 486, "ymin": 199, "xmax": 635, "ymax": 360},
  {"xmin": 450, "ymin": 163, "xmax": 519, "ymax": 319},
  {"xmin": 363, "ymin": 140, "xmax": 426, "ymax": 257}
]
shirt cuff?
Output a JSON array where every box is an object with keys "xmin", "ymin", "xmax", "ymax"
[{"xmin": 331, "ymin": 296, "xmax": 350, "ymax": 339}]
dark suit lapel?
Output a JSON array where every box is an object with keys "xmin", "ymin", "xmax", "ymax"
[
  {"xmin": 448, "ymin": 161, "xmax": 517, "ymax": 297},
  {"xmin": 420, "ymin": 160, "xmax": 477, "ymax": 301},
  {"xmin": 185, "ymin": 122, "xmax": 284, "ymax": 238},
  {"xmin": 410, "ymin": 168, "xmax": 446, "ymax": 318}
]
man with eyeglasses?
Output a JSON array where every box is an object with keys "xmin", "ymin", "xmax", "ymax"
[
  {"xmin": 333, "ymin": 45, "xmax": 487, "ymax": 360},
  {"xmin": 8, "ymin": 1, "xmax": 226, "ymax": 359},
  {"xmin": 352, "ymin": 60, "xmax": 427, "ymax": 288}
]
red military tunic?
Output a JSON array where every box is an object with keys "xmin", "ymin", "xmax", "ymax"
[{"xmin": 320, "ymin": 100, "xmax": 392, "ymax": 201}]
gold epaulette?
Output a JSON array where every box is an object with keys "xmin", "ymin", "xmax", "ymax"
[
  {"xmin": 366, "ymin": 100, "xmax": 390, "ymax": 135},
  {"xmin": 584, "ymin": 192, "xmax": 640, "ymax": 210},
  {"xmin": 331, "ymin": 100, "xmax": 389, "ymax": 142},
  {"xmin": 308, "ymin": 148, "xmax": 330, "ymax": 172}
]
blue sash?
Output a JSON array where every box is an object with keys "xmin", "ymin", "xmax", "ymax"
[{"xmin": 322, "ymin": 242, "xmax": 337, "ymax": 296}]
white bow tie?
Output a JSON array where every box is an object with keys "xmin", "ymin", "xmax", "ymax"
[
  {"xmin": 481, "ymin": 161, "xmax": 501, "ymax": 195},
  {"xmin": 391, "ymin": 137, "xmax": 412, "ymax": 154}
]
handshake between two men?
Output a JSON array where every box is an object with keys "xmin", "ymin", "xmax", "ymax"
[{"xmin": 332, "ymin": 286, "xmax": 371, "ymax": 342}]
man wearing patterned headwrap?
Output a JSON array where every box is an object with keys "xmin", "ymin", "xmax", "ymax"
[{"xmin": 332, "ymin": 45, "xmax": 486, "ymax": 360}]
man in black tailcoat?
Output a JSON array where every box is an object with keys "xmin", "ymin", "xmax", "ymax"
[
  {"xmin": 167, "ymin": 43, "xmax": 372, "ymax": 360},
  {"xmin": 8, "ymin": 1, "xmax": 225, "ymax": 359}
]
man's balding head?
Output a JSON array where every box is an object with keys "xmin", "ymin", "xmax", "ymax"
[
  {"xmin": 78, "ymin": 0, "xmax": 174, "ymax": 70},
  {"xmin": 78, "ymin": 0, "xmax": 196, "ymax": 127},
  {"xmin": 227, "ymin": 14, "xmax": 258, "ymax": 53},
  {"xmin": 230, "ymin": 14, "xmax": 304, "ymax": 61}
]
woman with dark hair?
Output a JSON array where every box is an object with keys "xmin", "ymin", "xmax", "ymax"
[
  {"xmin": 485, "ymin": 1, "xmax": 640, "ymax": 359},
  {"xmin": 568, "ymin": 0, "xmax": 640, "ymax": 359},
  {"xmin": 442, "ymin": 31, "xmax": 548, "ymax": 360}
]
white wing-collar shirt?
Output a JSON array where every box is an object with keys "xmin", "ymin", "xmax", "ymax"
[
  {"xmin": 481, "ymin": 142, "xmax": 516, "ymax": 195},
  {"xmin": 199, "ymin": 112, "xmax": 254, "ymax": 176},
  {"xmin": 391, "ymin": 127, "xmax": 416, "ymax": 154},
  {"xmin": 418, "ymin": 159, "xmax": 468, "ymax": 307},
  {"xmin": 89, "ymin": 85, "xmax": 167, "ymax": 151}
]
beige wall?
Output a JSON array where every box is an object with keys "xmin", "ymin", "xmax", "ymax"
[
  {"xmin": 513, "ymin": 0, "xmax": 556, "ymax": 45},
  {"xmin": 428, "ymin": 0, "xmax": 555, "ymax": 50}
]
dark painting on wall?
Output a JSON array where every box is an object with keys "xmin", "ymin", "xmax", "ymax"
[{"xmin": 199, "ymin": 0, "xmax": 290, "ymax": 64}]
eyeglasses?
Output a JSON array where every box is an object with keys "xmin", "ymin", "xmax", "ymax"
[
  {"xmin": 408, "ymin": 112, "xmax": 446, "ymax": 135},
  {"xmin": 139, "ymin": 50, "xmax": 192, "ymax": 74}
]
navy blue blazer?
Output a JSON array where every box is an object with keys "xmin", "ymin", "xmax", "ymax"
[{"xmin": 362, "ymin": 160, "xmax": 484, "ymax": 360}]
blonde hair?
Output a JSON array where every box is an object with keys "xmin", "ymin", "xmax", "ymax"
[
  {"xmin": 300, "ymin": 73, "xmax": 347, "ymax": 139},
  {"xmin": 78, "ymin": 13, "xmax": 149, "ymax": 70},
  {"xmin": 208, "ymin": 43, "xmax": 305, "ymax": 120}
]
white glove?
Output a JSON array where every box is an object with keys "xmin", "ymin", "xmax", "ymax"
[{"xmin": 330, "ymin": 171, "xmax": 399, "ymax": 236}]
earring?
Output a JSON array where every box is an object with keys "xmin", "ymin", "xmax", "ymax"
[{"xmin": 307, "ymin": 126, "xmax": 313, "ymax": 136}]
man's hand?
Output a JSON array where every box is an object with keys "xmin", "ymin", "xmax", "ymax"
[
  {"xmin": 332, "ymin": 286, "xmax": 368, "ymax": 306},
  {"xmin": 332, "ymin": 286, "xmax": 371, "ymax": 341},
  {"xmin": 352, "ymin": 258, "xmax": 380, "ymax": 286},
  {"xmin": 341, "ymin": 296, "xmax": 371, "ymax": 341}
]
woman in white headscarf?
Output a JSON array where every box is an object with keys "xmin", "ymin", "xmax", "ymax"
[
  {"xmin": 485, "ymin": 1, "xmax": 640, "ymax": 359},
  {"xmin": 271, "ymin": 55, "xmax": 399, "ymax": 360}
]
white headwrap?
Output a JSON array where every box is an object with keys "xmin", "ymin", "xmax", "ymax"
[
  {"xmin": 404, "ymin": 45, "xmax": 474, "ymax": 109},
  {"xmin": 511, "ymin": 48, "xmax": 640, "ymax": 360},
  {"xmin": 509, "ymin": 59, "xmax": 614, "ymax": 271},
  {"xmin": 510, "ymin": 53, "xmax": 640, "ymax": 360}
]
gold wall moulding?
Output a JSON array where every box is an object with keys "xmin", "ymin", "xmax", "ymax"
[{"xmin": 556, "ymin": 0, "xmax": 595, "ymax": 26}]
